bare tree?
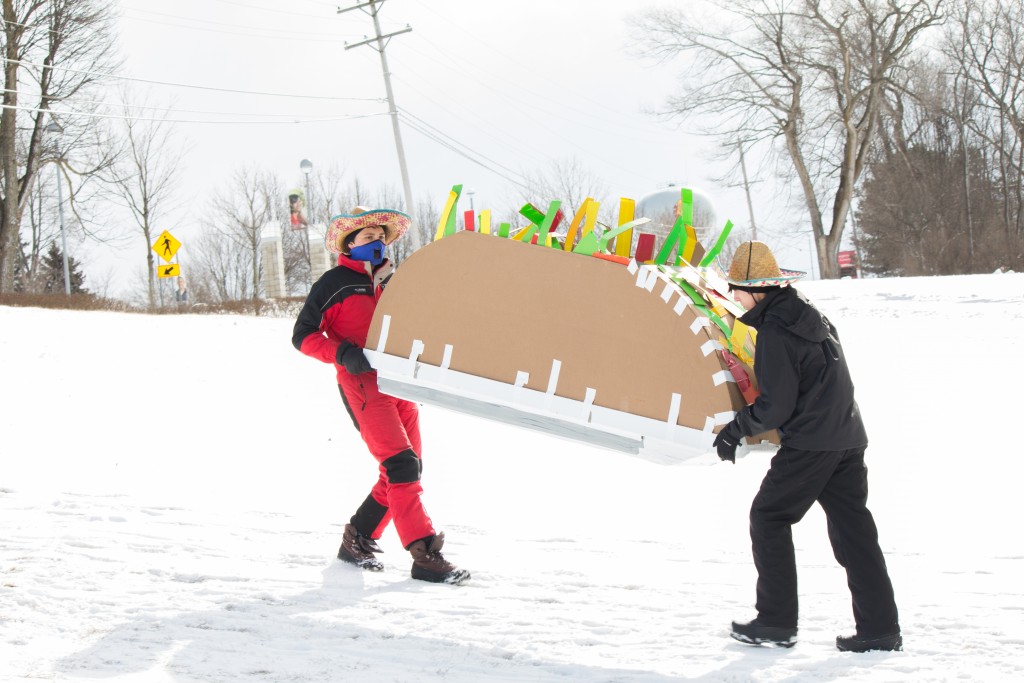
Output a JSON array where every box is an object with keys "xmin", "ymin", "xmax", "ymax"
[
  {"xmin": 856, "ymin": 52, "xmax": 1013, "ymax": 275},
  {"xmin": 0, "ymin": 0, "xmax": 118, "ymax": 292},
  {"xmin": 210, "ymin": 166, "xmax": 279, "ymax": 301},
  {"xmin": 952, "ymin": 0, "xmax": 1024, "ymax": 253},
  {"xmin": 17, "ymin": 175, "xmax": 55, "ymax": 291},
  {"xmin": 108, "ymin": 91, "xmax": 186, "ymax": 310},
  {"xmin": 395, "ymin": 193, "xmax": 440, "ymax": 264},
  {"xmin": 631, "ymin": 0, "xmax": 943, "ymax": 278},
  {"xmin": 513, "ymin": 155, "xmax": 613, "ymax": 248},
  {"xmin": 187, "ymin": 227, "xmax": 253, "ymax": 303},
  {"xmin": 519, "ymin": 156, "xmax": 609, "ymax": 219}
]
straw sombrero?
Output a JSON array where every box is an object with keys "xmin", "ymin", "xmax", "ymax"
[
  {"xmin": 325, "ymin": 206, "xmax": 411, "ymax": 255},
  {"xmin": 726, "ymin": 241, "xmax": 805, "ymax": 288}
]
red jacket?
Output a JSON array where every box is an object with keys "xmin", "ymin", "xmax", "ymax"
[{"xmin": 291, "ymin": 254, "xmax": 394, "ymax": 383}]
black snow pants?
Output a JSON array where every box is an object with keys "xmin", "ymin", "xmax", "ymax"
[{"xmin": 749, "ymin": 446, "xmax": 900, "ymax": 636}]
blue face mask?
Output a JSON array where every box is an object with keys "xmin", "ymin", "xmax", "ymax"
[{"xmin": 349, "ymin": 239, "xmax": 386, "ymax": 266}]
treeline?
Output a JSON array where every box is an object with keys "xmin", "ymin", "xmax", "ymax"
[
  {"xmin": 4, "ymin": 1, "xmax": 1020, "ymax": 312},
  {"xmin": 859, "ymin": 1, "xmax": 1024, "ymax": 276},
  {"xmin": 634, "ymin": 0, "xmax": 1023, "ymax": 278}
]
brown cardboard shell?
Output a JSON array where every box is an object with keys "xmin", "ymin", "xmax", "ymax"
[{"xmin": 366, "ymin": 232, "xmax": 768, "ymax": 440}]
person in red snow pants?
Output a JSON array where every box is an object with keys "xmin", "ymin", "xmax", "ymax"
[{"xmin": 291, "ymin": 206, "xmax": 468, "ymax": 584}]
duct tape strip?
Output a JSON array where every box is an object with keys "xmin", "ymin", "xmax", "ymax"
[
  {"xmin": 634, "ymin": 267, "xmax": 647, "ymax": 288},
  {"xmin": 583, "ymin": 387, "xmax": 597, "ymax": 423},
  {"xmin": 583, "ymin": 387, "xmax": 596, "ymax": 407},
  {"xmin": 643, "ymin": 268, "xmax": 658, "ymax": 292},
  {"xmin": 690, "ymin": 316, "xmax": 711, "ymax": 334},
  {"xmin": 440, "ymin": 344, "xmax": 453, "ymax": 371},
  {"xmin": 627, "ymin": 259, "xmax": 639, "ymax": 275},
  {"xmin": 660, "ymin": 281, "xmax": 675, "ymax": 303},
  {"xmin": 700, "ymin": 339, "xmax": 724, "ymax": 357},
  {"xmin": 665, "ymin": 392, "xmax": 682, "ymax": 439},
  {"xmin": 513, "ymin": 370, "xmax": 530, "ymax": 405},
  {"xmin": 546, "ymin": 359, "xmax": 561, "ymax": 395},
  {"xmin": 711, "ymin": 370, "xmax": 733, "ymax": 386},
  {"xmin": 714, "ymin": 410, "xmax": 736, "ymax": 425},
  {"xmin": 407, "ymin": 339, "xmax": 425, "ymax": 377},
  {"xmin": 636, "ymin": 267, "xmax": 651, "ymax": 289},
  {"xmin": 673, "ymin": 295, "xmax": 688, "ymax": 316},
  {"xmin": 376, "ymin": 315, "xmax": 392, "ymax": 353},
  {"xmin": 704, "ymin": 416, "xmax": 717, "ymax": 432}
]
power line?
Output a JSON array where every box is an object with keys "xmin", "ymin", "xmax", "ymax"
[
  {"xmin": 118, "ymin": 11, "xmax": 361, "ymax": 44},
  {"xmin": 1, "ymin": 87, "xmax": 380, "ymax": 119},
  {"xmin": 407, "ymin": 34, "xmax": 670, "ymax": 146},
  {"xmin": 141, "ymin": 0, "xmax": 352, "ymax": 24},
  {"xmin": 414, "ymin": 4, "xmax": 675, "ymax": 139},
  {"xmin": 390, "ymin": 74, "xmax": 557, "ymax": 167},
  {"xmin": 3, "ymin": 58, "xmax": 383, "ymax": 102},
  {"xmin": 399, "ymin": 115, "xmax": 532, "ymax": 194},
  {"xmin": 1, "ymin": 102, "xmax": 389, "ymax": 125},
  {"xmin": 392, "ymin": 40, "xmax": 665, "ymax": 186},
  {"xmin": 5, "ymin": 11, "xmax": 362, "ymax": 43},
  {"xmin": 399, "ymin": 108, "xmax": 531, "ymax": 186}
]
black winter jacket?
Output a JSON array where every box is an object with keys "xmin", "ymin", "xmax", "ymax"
[{"xmin": 732, "ymin": 287, "xmax": 868, "ymax": 451}]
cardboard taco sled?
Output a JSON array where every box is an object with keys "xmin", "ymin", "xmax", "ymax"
[{"xmin": 365, "ymin": 230, "xmax": 777, "ymax": 464}]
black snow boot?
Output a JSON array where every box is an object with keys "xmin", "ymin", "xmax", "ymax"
[
  {"xmin": 337, "ymin": 523, "xmax": 384, "ymax": 572},
  {"xmin": 407, "ymin": 532, "xmax": 470, "ymax": 585},
  {"xmin": 730, "ymin": 619, "xmax": 797, "ymax": 648},
  {"xmin": 836, "ymin": 631, "xmax": 903, "ymax": 652}
]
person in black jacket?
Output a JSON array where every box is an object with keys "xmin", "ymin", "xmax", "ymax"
[{"xmin": 714, "ymin": 241, "xmax": 901, "ymax": 653}]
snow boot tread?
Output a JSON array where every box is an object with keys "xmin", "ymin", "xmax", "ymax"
[
  {"xmin": 836, "ymin": 632, "xmax": 903, "ymax": 652},
  {"xmin": 730, "ymin": 619, "xmax": 797, "ymax": 648}
]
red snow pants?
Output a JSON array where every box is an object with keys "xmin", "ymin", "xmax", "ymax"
[{"xmin": 338, "ymin": 371, "xmax": 434, "ymax": 548}]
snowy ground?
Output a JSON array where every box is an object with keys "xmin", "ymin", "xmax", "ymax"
[{"xmin": 2, "ymin": 272, "xmax": 1023, "ymax": 682}]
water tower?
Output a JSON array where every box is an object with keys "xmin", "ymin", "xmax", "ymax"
[{"xmin": 634, "ymin": 185, "xmax": 718, "ymax": 247}]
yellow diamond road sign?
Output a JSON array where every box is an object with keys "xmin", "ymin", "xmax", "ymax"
[
  {"xmin": 152, "ymin": 230, "xmax": 181, "ymax": 263},
  {"xmin": 158, "ymin": 263, "xmax": 180, "ymax": 278}
]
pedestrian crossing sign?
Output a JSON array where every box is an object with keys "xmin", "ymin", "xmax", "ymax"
[{"xmin": 152, "ymin": 230, "xmax": 181, "ymax": 263}]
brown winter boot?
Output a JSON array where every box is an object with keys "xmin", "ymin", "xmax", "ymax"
[
  {"xmin": 407, "ymin": 532, "xmax": 470, "ymax": 584},
  {"xmin": 337, "ymin": 523, "xmax": 384, "ymax": 572}
]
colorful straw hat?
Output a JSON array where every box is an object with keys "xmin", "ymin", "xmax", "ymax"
[
  {"xmin": 726, "ymin": 241, "xmax": 805, "ymax": 288},
  {"xmin": 325, "ymin": 206, "xmax": 411, "ymax": 255}
]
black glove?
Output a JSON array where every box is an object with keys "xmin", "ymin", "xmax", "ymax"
[
  {"xmin": 336, "ymin": 341, "xmax": 373, "ymax": 375},
  {"xmin": 713, "ymin": 423, "xmax": 741, "ymax": 464}
]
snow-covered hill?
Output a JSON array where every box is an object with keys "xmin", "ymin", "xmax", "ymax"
[{"xmin": 2, "ymin": 271, "xmax": 1022, "ymax": 682}]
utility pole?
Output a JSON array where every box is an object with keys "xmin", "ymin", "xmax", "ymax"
[
  {"xmin": 45, "ymin": 122, "xmax": 71, "ymax": 295},
  {"xmin": 340, "ymin": 0, "xmax": 418, "ymax": 251},
  {"xmin": 737, "ymin": 140, "xmax": 758, "ymax": 241},
  {"xmin": 849, "ymin": 200, "xmax": 865, "ymax": 279},
  {"xmin": 300, "ymin": 158, "xmax": 314, "ymax": 288}
]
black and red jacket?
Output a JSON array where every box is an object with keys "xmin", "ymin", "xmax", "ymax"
[{"xmin": 291, "ymin": 254, "xmax": 394, "ymax": 382}]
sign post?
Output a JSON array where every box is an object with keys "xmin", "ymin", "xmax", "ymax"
[{"xmin": 152, "ymin": 230, "xmax": 184, "ymax": 303}]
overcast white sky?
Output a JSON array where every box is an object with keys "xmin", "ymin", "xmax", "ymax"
[{"xmin": 94, "ymin": 0, "xmax": 818, "ymax": 295}]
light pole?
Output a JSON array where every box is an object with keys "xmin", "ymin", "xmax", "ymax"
[
  {"xmin": 807, "ymin": 231, "xmax": 817, "ymax": 280},
  {"xmin": 45, "ymin": 122, "xmax": 70, "ymax": 295},
  {"xmin": 299, "ymin": 159, "xmax": 314, "ymax": 287}
]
